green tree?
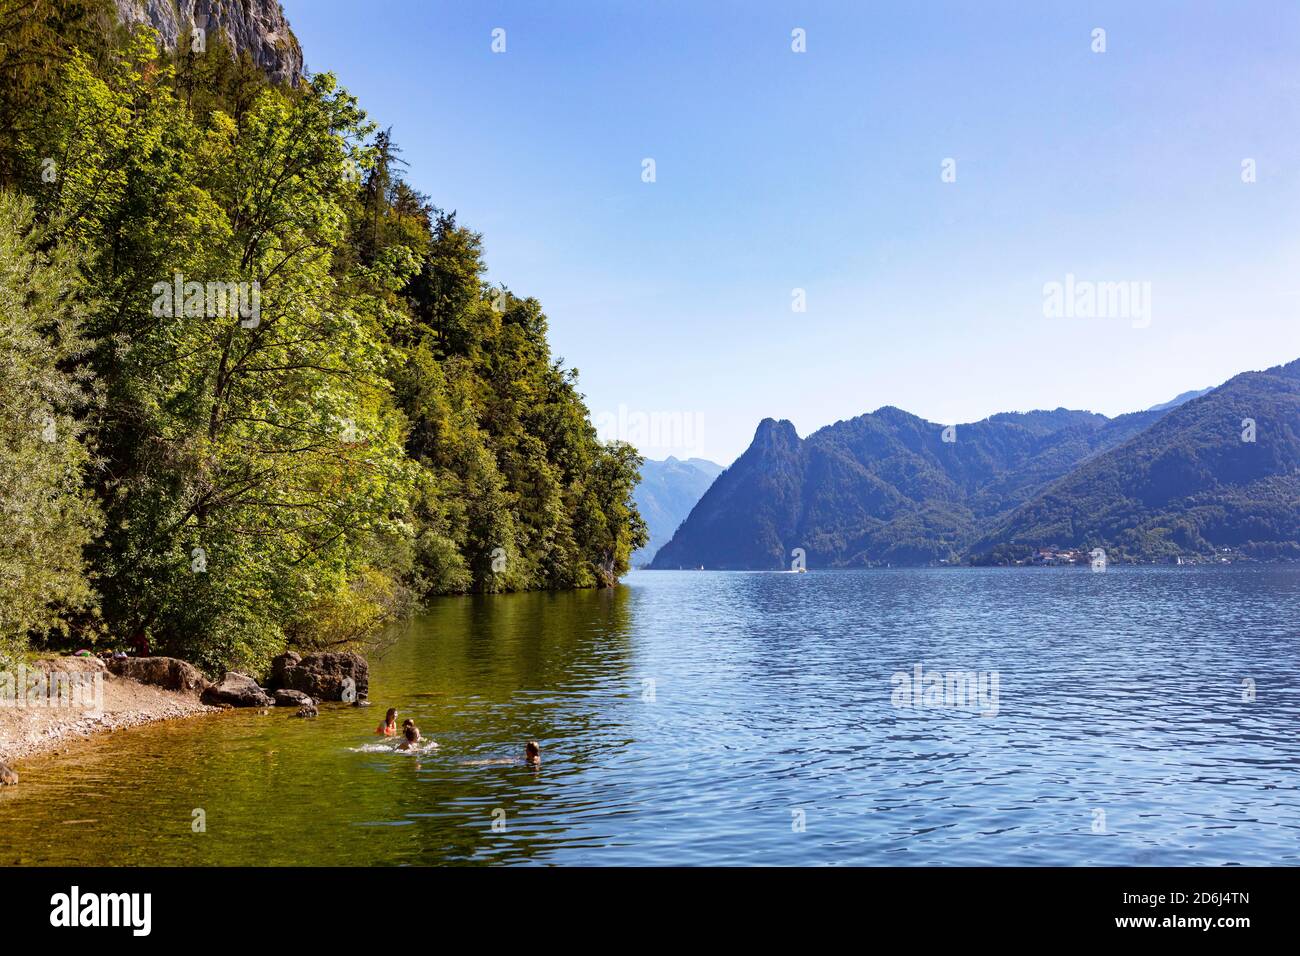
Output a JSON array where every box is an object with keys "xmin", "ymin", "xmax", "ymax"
[
  {"xmin": 0, "ymin": 23, "xmax": 648, "ymax": 674},
  {"xmin": 0, "ymin": 190, "xmax": 102, "ymax": 665}
]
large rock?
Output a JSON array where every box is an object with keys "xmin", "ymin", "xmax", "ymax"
[
  {"xmin": 270, "ymin": 651, "xmax": 301, "ymax": 688},
  {"xmin": 0, "ymin": 763, "xmax": 17, "ymax": 786},
  {"xmin": 201, "ymin": 672, "xmax": 273, "ymax": 708},
  {"xmin": 113, "ymin": 0, "xmax": 303, "ymax": 86},
  {"xmin": 109, "ymin": 657, "xmax": 210, "ymax": 694},
  {"xmin": 34, "ymin": 655, "xmax": 106, "ymax": 674},
  {"xmin": 269, "ymin": 652, "xmax": 368, "ymax": 703},
  {"xmin": 273, "ymin": 689, "xmax": 312, "ymax": 708}
]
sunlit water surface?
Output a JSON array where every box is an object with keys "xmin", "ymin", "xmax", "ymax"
[{"xmin": 2, "ymin": 567, "xmax": 1297, "ymax": 865}]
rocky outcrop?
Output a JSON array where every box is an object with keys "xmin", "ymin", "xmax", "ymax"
[
  {"xmin": 113, "ymin": 0, "xmax": 303, "ymax": 86},
  {"xmin": 34, "ymin": 655, "xmax": 106, "ymax": 674},
  {"xmin": 201, "ymin": 672, "xmax": 273, "ymax": 708},
  {"xmin": 295, "ymin": 701, "xmax": 318, "ymax": 719},
  {"xmin": 108, "ymin": 657, "xmax": 210, "ymax": 694},
  {"xmin": 0, "ymin": 762, "xmax": 17, "ymax": 786},
  {"xmin": 269, "ymin": 652, "xmax": 368, "ymax": 703},
  {"xmin": 273, "ymin": 688, "xmax": 312, "ymax": 708},
  {"xmin": 270, "ymin": 651, "xmax": 301, "ymax": 687}
]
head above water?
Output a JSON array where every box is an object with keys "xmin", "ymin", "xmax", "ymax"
[
  {"xmin": 525, "ymin": 741, "xmax": 540, "ymax": 762},
  {"xmin": 404, "ymin": 724, "xmax": 419, "ymax": 743},
  {"xmin": 384, "ymin": 708, "xmax": 398, "ymax": 725}
]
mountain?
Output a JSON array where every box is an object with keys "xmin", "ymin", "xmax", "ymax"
[
  {"xmin": 651, "ymin": 408, "xmax": 1162, "ymax": 569},
  {"xmin": 632, "ymin": 457, "xmax": 724, "ymax": 567},
  {"xmin": 650, "ymin": 363, "xmax": 1300, "ymax": 568},
  {"xmin": 114, "ymin": 0, "xmax": 302, "ymax": 85},
  {"xmin": 974, "ymin": 359, "xmax": 1300, "ymax": 562},
  {"xmin": 1147, "ymin": 387, "xmax": 1212, "ymax": 412}
]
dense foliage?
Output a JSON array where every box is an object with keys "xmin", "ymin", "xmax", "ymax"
[
  {"xmin": 0, "ymin": 1, "xmax": 645, "ymax": 673},
  {"xmin": 0, "ymin": 192, "xmax": 102, "ymax": 663}
]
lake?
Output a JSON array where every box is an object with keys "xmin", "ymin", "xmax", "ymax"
[{"xmin": 2, "ymin": 566, "xmax": 1298, "ymax": 866}]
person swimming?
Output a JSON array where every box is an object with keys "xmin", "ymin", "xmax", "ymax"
[
  {"xmin": 397, "ymin": 723, "xmax": 422, "ymax": 751},
  {"xmin": 462, "ymin": 741, "xmax": 541, "ymax": 767},
  {"xmin": 376, "ymin": 708, "xmax": 398, "ymax": 736}
]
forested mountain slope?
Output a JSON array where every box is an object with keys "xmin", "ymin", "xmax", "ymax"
[
  {"xmin": 653, "ymin": 366, "xmax": 1299, "ymax": 569},
  {"xmin": 974, "ymin": 359, "xmax": 1300, "ymax": 562}
]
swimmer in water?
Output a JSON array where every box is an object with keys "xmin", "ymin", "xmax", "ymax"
[
  {"xmin": 397, "ymin": 723, "xmax": 422, "ymax": 751},
  {"xmin": 462, "ymin": 741, "xmax": 542, "ymax": 767},
  {"xmin": 376, "ymin": 708, "xmax": 398, "ymax": 736}
]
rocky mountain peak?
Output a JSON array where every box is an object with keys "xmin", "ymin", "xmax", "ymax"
[{"xmin": 113, "ymin": 0, "xmax": 303, "ymax": 86}]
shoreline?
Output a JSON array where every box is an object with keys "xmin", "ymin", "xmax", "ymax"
[{"xmin": 0, "ymin": 661, "xmax": 220, "ymax": 766}]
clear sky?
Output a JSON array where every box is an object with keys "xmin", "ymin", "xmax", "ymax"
[{"xmin": 285, "ymin": 0, "xmax": 1300, "ymax": 465}]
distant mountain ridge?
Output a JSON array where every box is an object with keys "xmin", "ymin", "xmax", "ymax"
[
  {"xmin": 632, "ymin": 457, "xmax": 724, "ymax": 567},
  {"xmin": 650, "ymin": 361, "xmax": 1300, "ymax": 568},
  {"xmin": 1147, "ymin": 387, "xmax": 1212, "ymax": 412},
  {"xmin": 974, "ymin": 360, "xmax": 1300, "ymax": 562}
]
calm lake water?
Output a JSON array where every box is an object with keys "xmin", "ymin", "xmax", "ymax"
[{"xmin": 2, "ymin": 567, "xmax": 1298, "ymax": 866}]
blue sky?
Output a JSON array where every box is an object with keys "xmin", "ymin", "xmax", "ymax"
[{"xmin": 286, "ymin": 0, "xmax": 1300, "ymax": 465}]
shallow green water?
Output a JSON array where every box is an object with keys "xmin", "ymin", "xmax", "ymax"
[
  {"xmin": 1, "ymin": 585, "xmax": 637, "ymax": 865},
  {"xmin": 2, "ymin": 567, "xmax": 1298, "ymax": 865}
]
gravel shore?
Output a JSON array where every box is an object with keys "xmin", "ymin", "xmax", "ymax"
[{"xmin": 0, "ymin": 659, "xmax": 219, "ymax": 765}]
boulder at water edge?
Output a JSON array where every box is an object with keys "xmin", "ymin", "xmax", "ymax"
[
  {"xmin": 273, "ymin": 688, "xmax": 313, "ymax": 707},
  {"xmin": 109, "ymin": 656, "xmax": 211, "ymax": 694},
  {"xmin": 0, "ymin": 763, "xmax": 17, "ymax": 786},
  {"xmin": 269, "ymin": 651, "xmax": 368, "ymax": 702},
  {"xmin": 201, "ymin": 672, "xmax": 274, "ymax": 707},
  {"xmin": 270, "ymin": 651, "xmax": 301, "ymax": 687}
]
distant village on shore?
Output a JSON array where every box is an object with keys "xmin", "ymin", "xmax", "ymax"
[{"xmin": 962, "ymin": 547, "xmax": 1251, "ymax": 567}]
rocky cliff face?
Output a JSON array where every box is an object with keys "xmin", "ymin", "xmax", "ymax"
[{"xmin": 113, "ymin": 0, "xmax": 303, "ymax": 86}]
